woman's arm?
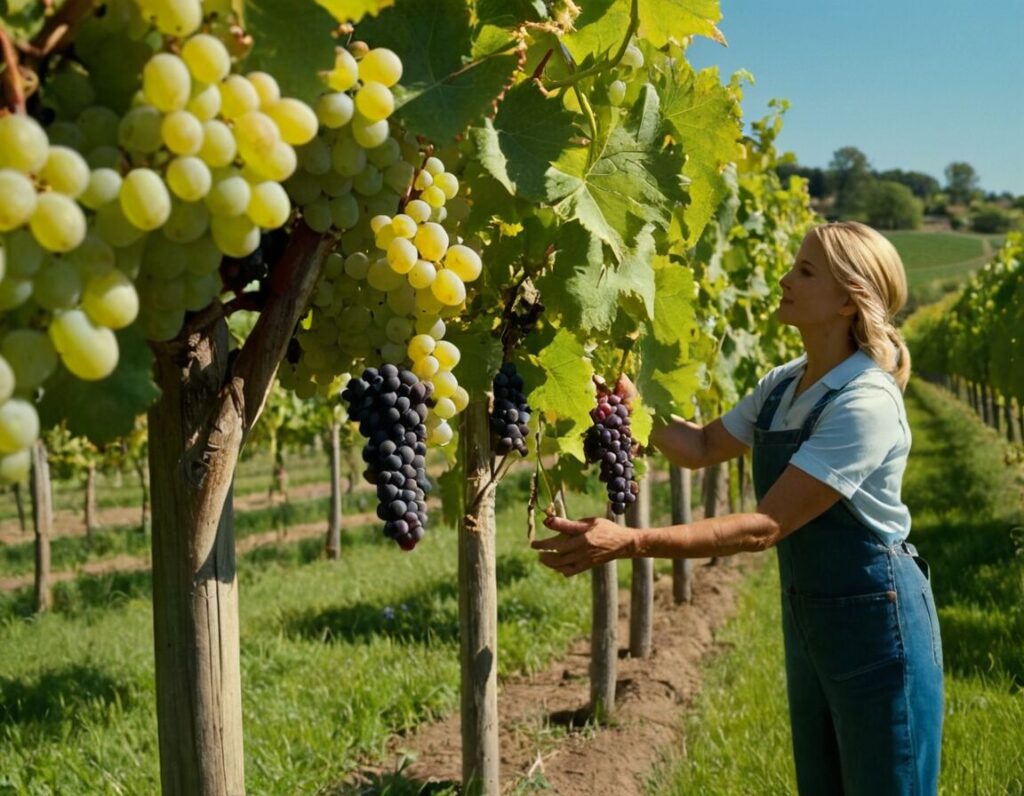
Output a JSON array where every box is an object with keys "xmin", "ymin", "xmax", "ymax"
[
  {"xmin": 650, "ymin": 416, "xmax": 749, "ymax": 469},
  {"xmin": 533, "ymin": 465, "xmax": 844, "ymax": 576}
]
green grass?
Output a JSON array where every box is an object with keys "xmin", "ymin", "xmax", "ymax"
[
  {"xmin": 650, "ymin": 379, "xmax": 1024, "ymax": 795},
  {"xmin": 883, "ymin": 231, "xmax": 1004, "ymax": 304},
  {"xmin": 0, "ymin": 470, "xmax": 609, "ymax": 794}
]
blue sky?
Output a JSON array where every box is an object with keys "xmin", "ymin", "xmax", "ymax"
[{"xmin": 687, "ymin": 0, "xmax": 1024, "ymax": 195}]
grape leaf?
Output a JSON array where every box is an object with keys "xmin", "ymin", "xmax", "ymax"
[
  {"xmin": 443, "ymin": 322, "xmax": 503, "ymax": 400},
  {"xmin": 37, "ymin": 326, "xmax": 161, "ymax": 445},
  {"xmin": 470, "ymin": 81, "xmax": 578, "ymax": 203},
  {"xmin": 652, "ymin": 263, "xmax": 698, "ymax": 347},
  {"xmin": 549, "ymin": 84, "xmax": 687, "ymax": 262},
  {"xmin": 355, "ymin": 0, "xmax": 520, "ymax": 142},
  {"xmin": 658, "ymin": 63, "xmax": 743, "ymax": 246},
  {"xmin": 629, "ymin": 392, "xmax": 654, "ymax": 446},
  {"xmin": 314, "ymin": 0, "xmax": 393, "ymax": 23},
  {"xmin": 524, "ymin": 328, "xmax": 594, "ymax": 461},
  {"xmin": 475, "ymin": 0, "xmax": 548, "ymax": 27},
  {"xmin": 242, "ymin": 0, "xmax": 339, "ymax": 105}
]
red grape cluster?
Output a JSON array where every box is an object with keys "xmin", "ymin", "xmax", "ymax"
[
  {"xmin": 342, "ymin": 364, "xmax": 431, "ymax": 550},
  {"xmin": 583, "ymin": 391, "xmax": 638, "ymax": 515},
  {"xmin": 490, "ymin": 362, "xmax": 531, "ymax": 456}
]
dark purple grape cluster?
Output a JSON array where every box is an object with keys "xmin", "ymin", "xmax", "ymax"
[
  {"xmin": 490, "ymin": 362, "xmax": 531, "ymax": 456},
  {"xmin": 583, "ymin": 392, "xmax": 637, "ymax": 515},
  {"xmin": 342, "ymin": 364, "xmax": 432, "ymax": 550}
]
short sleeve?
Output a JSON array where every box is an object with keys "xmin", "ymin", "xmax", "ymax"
[
  {"xmin": 720, "ymin": 361, "xmax": 801, "ymax": 446},
  {"xmin": 790, "ymin": 385, "xmax": 907, "ymax": 499}
]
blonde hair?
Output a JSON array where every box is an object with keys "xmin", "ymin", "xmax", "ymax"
[{"xmin": 811, "ymin": 221, "xmax": 912, "ymax": 391}]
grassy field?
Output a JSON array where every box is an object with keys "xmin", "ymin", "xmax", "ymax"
[
  {"xmin": 650, "ymin": 379, "xmax": 1024, "ymax": 794},
  {"xmin": 883, "ymin": 231, "xmax": 1004, "ymax": 302},
  {"xmin": 0, "ymin": 467, "xmax": 615, "ymax": 794}
]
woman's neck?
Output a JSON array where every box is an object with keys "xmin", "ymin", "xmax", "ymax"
[{"xmin": 798, "ymin": 323, "xmax": 858, "ymax": 387}]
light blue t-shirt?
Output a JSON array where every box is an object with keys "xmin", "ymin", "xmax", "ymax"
[{"xmin": 721, "ymin": 350, "xmax": 912, "ymax": 541}]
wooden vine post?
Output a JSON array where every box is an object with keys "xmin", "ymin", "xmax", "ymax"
[
  {"xmin": 704, "ymin": 461, "xmax": 728, "ymax": 565},
  {"xmin": 627, "ymin": 474, "xmax": 652, "ymax": 658},
  {"xmin": 325, "ymin": 420, "xmax": 343, "ymax": 561},
  {"xmin": 591, "ymin": 507, "xmax": 620, "ymax": 720},
  {"xmin": 30, "ymin": 440, "xmax": 52, "ymax": 614},
  {"xmin": 459, "ymin": 399, "xmax": 500, "ymax": 794},
  {"xmin": 669, "ymin": 464, "xmax": 694, "ymax": 604}
]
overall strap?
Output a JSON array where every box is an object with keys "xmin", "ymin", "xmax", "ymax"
[
  {"xmin": 755, "ymin": 376, "xmax": 797, "ymax": 431},
  {"xmin": 798, "ymin": 386, "xmax": 844, "ymax": 442}
]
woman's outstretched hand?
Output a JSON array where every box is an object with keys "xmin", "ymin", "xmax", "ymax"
[{"xmin": 532, "ymin": 515, "xmax": 638, "ymax": 576}]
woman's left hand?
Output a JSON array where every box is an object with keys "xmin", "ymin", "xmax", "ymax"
[{"xmin": 531, "ymin": 515, "xmax": 638, "ymax": 576}]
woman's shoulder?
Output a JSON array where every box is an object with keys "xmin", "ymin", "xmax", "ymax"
[{"xmin": 755, "ymin": 355, "xmax": 807, "ymax": 394}]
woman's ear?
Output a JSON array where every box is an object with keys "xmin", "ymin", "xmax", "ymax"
[{"xmin": 838, "ymin": 293, "xmax": 858, "ymax": 317}]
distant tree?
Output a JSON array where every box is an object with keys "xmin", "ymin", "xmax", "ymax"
[
  {"xmin": 827, "ymin": 146, "xmax": 873, "ymax": 218},
  {"xmin": 1013, "ymin": 195, "xmax": 1024, "ymax": 211},
  {"xmin": 865, "ymin": 181, "xmax": 923, "ymax": 230},
  {"xmin": 944, "ymin": 161, "xmax": 980, "ymax": 204},
  {"xmin": 875, "ymin": 169, "xmax": 940, "ymax": 200},
  {"xmin": 970, "ymin": 204, "xmax": 1013, "ymax": 234},
  {"xmin": 777, "ymin": 163, "xmax": 827, "ymax": 198}
]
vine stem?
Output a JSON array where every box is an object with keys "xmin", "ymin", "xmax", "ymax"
[
  {"xmin": 0, "ymin": 29, "xmax": 26, "ymax": 113},
  {"xmin": 545, "ymin": 0, "xmax": 640, "ymax": 91}
]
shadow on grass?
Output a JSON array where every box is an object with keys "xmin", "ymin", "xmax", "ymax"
[
  {"xmin": 0, "ymin": 663, "xmax": 133, "ymax": 736},
  {"xmin": 287, "ymin": 555, "xmax": 533, "ymax": 646}
]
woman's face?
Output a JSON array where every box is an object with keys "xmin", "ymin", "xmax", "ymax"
[{"xmin": 777, "ymin": 233, "xmax": 855, "ymax": 329}]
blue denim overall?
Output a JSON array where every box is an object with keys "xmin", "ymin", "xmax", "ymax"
[{"xmin": 753, "ymin": 376, "xmax": 944, "ymax": 795}]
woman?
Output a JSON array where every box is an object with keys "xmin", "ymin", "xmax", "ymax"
[{"xmin": 534, "ymin": 221, "xmax": 944, "ymax": 794}]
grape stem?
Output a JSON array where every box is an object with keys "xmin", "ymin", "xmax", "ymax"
[
  {"xmin": 0, "ymin": 29, "xmax": 26, "ymax": 114},
  {"xmin": 544, "ymin": 0, "xmax": 640, "ymax": 91}
]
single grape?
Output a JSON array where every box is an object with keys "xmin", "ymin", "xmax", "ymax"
[
  {"xmin": 0, "ymin": 399, "xmax": 39, "ymax": 453},
  {"xmin": 0, "ymin": 169, "xmax": 38, "ymax": 232},
  {"xmin": 359, "ymin": 47, "xmax": 403, "ymax": 87},
  {"xmin": 316, "ymin": 92, "xmax": 354, "ymax": 129},
  {"xmin": 263, "ymin": 98, "xmax": 318, "ymax": 146},
  {"xmin": 430, "ymin": 269, "xmax": 465, "ymax": 306},
  {"xmin": 199, "ymin": 120, "xmax": 238, "ymax": 167},
  {"xmin": 0, "ymin": 114, "xmax": 49, "ymax": 174},
  {"xmin": 39, "ymin": 146, "xmax": 90, "ymax": 197},
  {"xmin": 82, "ymin": 268, "xmax": 139, "ymax": 329},
  {"xmin": 143, "ymin": 53, "xmax": 192, "ymax": 112},
  {"xmin": 247, "ymin": 71, "xmax": 281, "ymax": 104},
  {"xmin": 354, "ymin": 82, "xmax": 394, "ymax": 123},
  {"xmin": 608, "ymin": 79, "xmax": 627, "ymax": 106},
  {"xmin": 1, "ymin": 330, "xmax": 57, "ymax": 392},
  {"xmin": 246, "ymin": 181, "xmax": 291, "ymax": 229},
  {"xmin": 30, "ymin": 193, "xmax": 87, "ymax": 252},
  {"xmin": 79, "ymin": 168, "xmax": 123, "ymax": 209},
  {"xmin": 181, "ymin": 33, "xmax": 231, "ymax": 83},
  {"xmin": 120, "ymin": 168, "xmax": 172, "ymax": 231},
  {"xmin": 161, "ymin": 110, "xmax": 204, "ymax": 155},
  {"xmin": 413, "ymin": 222, "xmax": 448, "ymax": 261},
  {"xmin": 444, "ymin": 244, "xmax": 482, "ymax": 281}
]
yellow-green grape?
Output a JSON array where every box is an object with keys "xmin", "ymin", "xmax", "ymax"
[
  {"xmin": 354, "ymin": 82, "xmax": 393, "ymax": 123},
  {"xmin": 344, "ymin": 252, "xmax": 370, "ymax": 279},
  {"xmin": 0, "ymin": 356, "xmax": 13, "ymax": 403},
  {"xmin": 248, "ymin": 141, "xmax": 296, "ymax": 181},
  {"xmin": 432, "ymin": 369, "xmax": 458, "ymax": 399},
  {"xmin": 331, "ymin": 136, "xmax": 367, "ymax": 177},
  {"xmin": 0, "ymin": 399, "xmax": 39, "ymax": 453},
  {"xmin": 386, "ymin": 237, "xmax": 417, "ymax": 274},
  {"xmin": 407, "ymin": 333, "xmax": 435, "ymax": 360},
  {"xmin": 4, "ymin": 229, "xmax": 44, "ymax": 278},
  {"xmin": 412, "ymin": 355, "xmax": 439, "ymax": 380},
  {"xmin": 415, "ymin": 286, "xmax": 444, "ymax": 315},
  {"xmin": 154, "ymin": 0, "xmax": 202, "ymax": 36},
  {"xmin": 431, "ymin": 269, "xmax": 466, "ymax": 306},
  {"xmin": 119, "ymin": 104, "xmax": 164, "ymax": 153},
  {"xmin": 383, "ymin": 160, "xmax": 415, "ymax": 194},
  {"xmin": 328, "ymin": 194, "xmax": 358, "ymax": 229},
  {"xmin": 205, "ymin": 172, "xmax": 251, "ymax": 217},
  {"xmin": 219, "ymin": 75, "xmax": 260, "ymax": 119},
  {"xmin": 0, "ymin": 114, "xmax": 48, "ymax": 174},
  {"xmin": 49, "ymin": 309, "xmax": 119, "ymax": 380},
  {"xmin": 0, "ymin": 278, "xmax": 32, "ymax": 310},
  {"xmin": 366, "ymin": 258, "xmax": 405, "ymax": 291},
  {"xmin": 82, "ymin": 268, "xmax": 139, "ymax": 329},
  {"xmin": 414, "ymin": 222, "xmax": 448, "ymax": 261},
  {"xmin": 451, "ymin": 386, "xmax": 469, "ymax": 413},
  {"xmin": 161, "ymin": 110, "xmax": 204, "ymax": 155},
  {"xmin": 325, "ymin": 48, "xmax": 359, "ymax": 92},
  {"xmin": 96, "ymin": 202, "xmax": 146, "ymax": 247},
  {"xmin": 404, "ymin": 199, "xmax": 431, "ymax": 224},
  {"xmin": 444, "ymin": 244, "xmax": 482, "ymax": 281},
  {"xmin": 0, "ymin": 449, "xmax": 31, "ymax": 483},
  {"xmin": 198, "ymin": 119, "xmax": 237, "ymax": 167},
  {"xmin": 358, "ymin": 47, "xmax": 402, "ymax": 88},
  {"xmin": 422, "ymin": 157, "xmax": 443, "ymax": 176},
  {"xmin": 385, "ymin": 316, "xmax": 413, "ymax": 344},
  {"xmin": 211, "ymin": 213, "xmax": 259, "ymax": 257},
  {"xmin": 434, "ymin": 340, "xmax": 461, "ymax": 369},
  {"xmin": 369, "ymin": 214, "xmax": 391, "ymax": 234},
  {"xmin": 30, "ymin": 193, "xmax": 87, "ymax": 252},
  {"xmin": 187, "ymin": 83, "xmax": 222, "ymax": 121},
  {"xmin": 351, "ymin": 117, "xmax": 389, "ymax": 149},
  {"xmin": 247, "ymin": 71, "xmax": 280, "ymax": 105},
  {"xmin": 66, "ymin": 235, "xmax": 115, "ymax": 280},
  {"xmin": 433, "ymin": 172, "xmax": 459, "ymax": 200},
  {"xmin": 120, "ymin": 168, "xmax": 172, "ymax": 230},
  {"xmin": 414, "ymin": 170, "xmax": 433, "ymax": 191},
  {"xmin": 433, "ymin": 396, "xmax": 456, "ymax": 419},
  {"xmin": 316, "ymin": 92, "xmax": 354, "ymax": 129},
  {"xmin": 263, "ymin": 98, "xmax": 318, "ymax": 146},
  {"xmin": 415, "ymin": 315, "xmax": 444, "ymax": 339},
  {"xmin": 143, "ymin": 53, "xmax": 192, "ymax": 112},
  {"xmin": 407, "ymin": 259, "xmax": 436, "ymax": 289},
  {"xmin": 389, "ymin": 213, "xmax": 416, "ymax": 239},
  {"xmin": 233, "ymin": 111, "xmax": 280, "ymax": 161},
  {"xmin": 299, "ymin": 136, "xmax": 331, "ymax": 175},
  {"xmin": 39, "ymin": 146, "xmax": 90, "ymax": 197},
  {"xmin": 352, "ymin": 164, "xmax": 382, "ymax": 196},
  {"xmin": 33, "ymin": 259, "xmax": 82, "ymax": 310},
  {"xmin": 429, "ymin": 420, "xmax": 453, "ymax": 445},
  {"xmin": 181, "ymin": 33, "xmax": 231, "ymax": 84},
  {"xmin": 80, "ymin": 168, "xmax": 122, "ymax": 209},
  {"xmin": 164, "ymin": 198, "xmax": 210, "ymax": 242},
  {"xmin": 0, "ymin": 169, "xmax": 38, "ymax": 231},
  {"xmin": 621, "ymin": 44, "xmax": 644, "ymax": 69},
  {"xmin": 607, "ymin": 79, "xmax": 626, "ymax": 106},
  {"xmin": 1, "ymin": 331, "xmax": 57, "ymax": 392},
  {"xmin": 246, "ymin": 181, "xmax": 291, "ymax": 229},
  {"xmin": 421, "ymin": 185, "xmax": 446, "ymax": 209},
  {"xmin": 166, "ymin": 155, "xmax": 212, "ymax": 201},
  {"xmin": 302, "ymin": 197, "xmax": 332, "ymax": 233}
]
